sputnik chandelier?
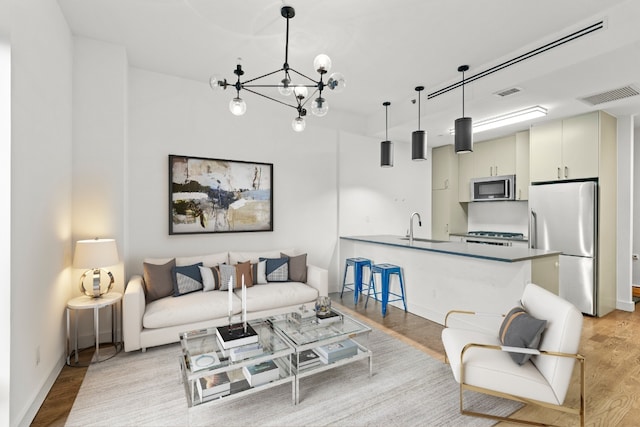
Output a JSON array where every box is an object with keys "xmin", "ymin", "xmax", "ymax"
[{"xmin": 209, "ymin": 5, "xmax": 346, "ymax": 132}]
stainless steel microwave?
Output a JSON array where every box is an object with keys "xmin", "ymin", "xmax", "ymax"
[{"xmin": 470, "ymin": 174, "xmax": 515, "ymax": 201}]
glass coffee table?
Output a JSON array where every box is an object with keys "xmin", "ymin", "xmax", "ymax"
[
  {"xmin": 269, "ymin": 308, "xmax": 373, "ymax": 404},
  {"xmin": 179, "ymin": 319, "xmax": 294, "ymax": 407}
]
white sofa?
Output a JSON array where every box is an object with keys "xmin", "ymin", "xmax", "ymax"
[{"xmin": 123, "ymin": 249, "xmax": 328, "ymax": 352}]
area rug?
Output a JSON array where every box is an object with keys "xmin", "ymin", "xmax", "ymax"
[{"xmin": 65, "ymin": 326, "xmax": 521, "ymax": 426}]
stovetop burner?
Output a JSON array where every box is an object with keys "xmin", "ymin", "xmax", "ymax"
[{"xmin": 468, "ymin": 231, "xmax": 524, "ymax": 239}]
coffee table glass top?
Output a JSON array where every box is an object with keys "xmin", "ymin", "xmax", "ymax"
[
  {"xmin": 269, "ymin": 308, "xmax": 371, "ymax": 347},
  {"xmin": 180, "ymin": 319, "xmax": 291, "ymax": 373}
]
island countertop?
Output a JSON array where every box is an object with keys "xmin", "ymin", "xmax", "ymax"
[{"xmin": 340, "ymin": 234, "xmax": 559, "ymax": 263}]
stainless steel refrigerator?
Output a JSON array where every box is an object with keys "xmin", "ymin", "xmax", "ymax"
[{"xmin": 528, "ymin": 180, "xmax": 597, "ymax": 315}]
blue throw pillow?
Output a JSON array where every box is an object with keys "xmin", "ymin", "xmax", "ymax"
[
  {"xmin": 172, "ymin": 263, "xmax": 204, "ymax": 296},
  {"xmin": 259, "ymin": 257, "xmax": 289, "ymax": 282}
]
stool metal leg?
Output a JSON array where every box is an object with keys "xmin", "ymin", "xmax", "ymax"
[
  {"xmin": 340, "ymin": 264, "xmax": 349, "ymax": 298},
  {"xmin": 398, "ymin": 270, "xmax": 408, "ymax": 312},
  {"xmin": 353, "ymin": 265, "xmax": 362, "ymax": 304},
  {"xmin": 381, "ymin": 270, "xmax": 390, "ymax": 317}
]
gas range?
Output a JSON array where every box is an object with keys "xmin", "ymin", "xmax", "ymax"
[{"xmin": 467, "ymin": 231, "xmax": 525, "ymax": 240}]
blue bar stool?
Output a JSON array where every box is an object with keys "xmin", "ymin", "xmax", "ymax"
[
  {"xmin": 341, "ymin": 257, "xmax": 373, "ymax": 304},
  {"xmin": 366, "ymin": 263, "xmax": 407, "ymax": 317}
]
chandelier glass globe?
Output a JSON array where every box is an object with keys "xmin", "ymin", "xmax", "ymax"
[
  {"xmin": 311, "ymin": 97, "xmax": 329, "ymax": 117},
  {"xmin": 292, "ymin": 116, "xmax": 306, "ymax": 132},
  {"xmin": 229, "ymin": 97, "xmax": 246, "ymax": 116}
]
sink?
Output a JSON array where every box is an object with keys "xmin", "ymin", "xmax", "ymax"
[{"xmin": 399, "ymin": 237, "xmax": 446, "ymax": 243}]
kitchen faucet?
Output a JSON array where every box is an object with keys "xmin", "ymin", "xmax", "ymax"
[{"xmin": 409, "ymin": 212, "xmax": 422, "ymax": 244}]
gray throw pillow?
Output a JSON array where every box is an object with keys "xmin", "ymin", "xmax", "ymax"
[
  {"xmin": 218, "ymin": 264, "xmax": 236, "ymax": 290},
  {"xmin": 281, "ymin": 252, "xmax": 307, "ymax": 283},
  {"xmin": 499, "ymin": 306, "xmax": 547, "ymax": 365},
  {"xmin": 143, "ymin": 259, "xmax": 176, "ymax": 303}
]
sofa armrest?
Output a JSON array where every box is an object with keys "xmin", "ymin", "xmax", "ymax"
[
  {"xmin": 306, "ymin": 264, "xmax": 328, "ymax": 297},
  {"xmin": 123, "ymin": 275, "xmax": 146, "ymax": 352}
]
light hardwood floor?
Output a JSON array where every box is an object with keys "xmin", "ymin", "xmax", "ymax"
[{"xmin": 32, "ymin": 292, "xmax": 640, "ymax": 426}]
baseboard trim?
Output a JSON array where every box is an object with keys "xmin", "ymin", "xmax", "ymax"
[
  {"xmin": 616, "ymin": 299, "xmax": 636, "ymax": 312},
  {"xmin": 17, "ymin": 354, "xmax": 65, "ymax": 427}
]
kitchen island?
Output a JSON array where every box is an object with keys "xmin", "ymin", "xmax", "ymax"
[{"xmin": 340, "ymin": 235, "xmax": 560, "ymax": 332}]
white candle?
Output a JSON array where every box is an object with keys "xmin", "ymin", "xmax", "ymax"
[
  {"xmin": 241, "ymin": 274, "xmax": 246, "ymax": 325},
  {"xmin": 228, "ymin": 276, "xmax": 233, "ymax": 321}
]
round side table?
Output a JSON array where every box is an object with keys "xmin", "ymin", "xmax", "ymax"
[{"xmin": 66, "ymin": 291, "xmax": 122, "ymax": 366}]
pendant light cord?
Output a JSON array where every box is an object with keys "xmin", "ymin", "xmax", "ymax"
[
  {"xmin": 385, "ymin": 104, "xmax": 389, "ymax": 140},
  {"xmin": 418, "ymin": 90, "xmax": 421, "ymax": 130},
  {"xmin": 461, "ymin": 69, "xmax": 465, "ymax": 117}
]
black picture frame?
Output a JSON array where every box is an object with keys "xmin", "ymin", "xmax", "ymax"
[{"xmin": 169, "ymin": 155, "xmax": 273, "ymax": 235}]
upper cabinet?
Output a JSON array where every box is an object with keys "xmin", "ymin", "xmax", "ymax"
[
  {"xmin": 457, "ymin": 133, "xmax": 523, "ymax": 202},
  {"xmin": 473, "ymin": 135, "xmax": 516, "ymax": 178},
  {"xmin": 432, "ymin": 145, "xmax": 452, "ymax": 190},
  {"xmin": 529, "ymin": 111, "xmax": 601, "ymax": 182}
]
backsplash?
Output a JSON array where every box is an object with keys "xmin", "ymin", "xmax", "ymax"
[{"xmin": 467, "ymin": 201, "xmax": 529, "ymax": 237}]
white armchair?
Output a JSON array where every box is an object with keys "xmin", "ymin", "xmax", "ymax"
[{"xmin": 441, "ymin": 283, "xmax": 585, "ymax": 426}]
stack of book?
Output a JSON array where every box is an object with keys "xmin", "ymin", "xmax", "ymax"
[
  {"xmin": 229, "ymin": 342, "xmax": 263, "ymax": 362},
  {"xmin": 315, "ymin": 339, "xmax": 358, "ymax": 364},
  {"xmin": 196, "ymin": 372, "xmax": 231, "ymax": 401},
  {"xmin": 242, "ymin": 360, "xmax": 280, "ymax": 387},
  {"xmin": 292, "ymin": 349, "xmax": 321, "ymax": 370},
  {"xmin": 215, "ymin": 323, "xmax": 259, "ymax": 350},
  {"xmin": 315, "ymin": 309, "xmax": 342, "ymax": 325}
]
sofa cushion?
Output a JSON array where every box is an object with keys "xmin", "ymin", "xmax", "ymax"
[
  {"xmin": 261, "ymin": 257, "xmax": 289, "ymax": 282},
  {"xmin": 499, "ymin": 306, "xmax": 547, "ymax": 365},
  {"xmin": 143, "ymin": 259, "xmax": 176, "ymax": 303},
  {"xmin": 253, "ymin": 260, "xmax": 267, "ymax": 284},
  {"xmin": 199, "ymin": 266, "xmax": 221, "ymax": 291},
  {"xmin": 143, "ymin": 290, "xmax": 242, "ymax": 329},
  {"xmin": 243, "ymin": 282, "xmax": 319, "ymax": 312},
  {"xmin": 219, "ymin": 264, "xmax": 236, "ymax": 290},
  {"xmin": 281, "ymin": 252, "xmax": 307, "ymax": 283},
  {"xmin": 172, "ymin": 263, "xmax": 203, "ymax": 296}
]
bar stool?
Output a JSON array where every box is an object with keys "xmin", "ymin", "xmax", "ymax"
[
  {"xmin": 366, "ymin": 263, "xmax": 407, "ymax": 317},
  {"xmin": 341, "ymin": 257, "xmax": 373, "ymax": 304}
]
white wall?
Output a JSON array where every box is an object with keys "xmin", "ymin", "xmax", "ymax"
[
  {"xmin": 337, "ymin": 133, "xmax": 431, "ymax": 292},
  {"xmin": 9, "ymin": 1, "xmax": 73, "ymax": 425},
  {"xmin": 126, "ymin": 68, "xmax": 339, "ymax": 279},
  {"xmin": 617, "ymin": 116, "xmax": 634, "ymax": 311},
  {"xmin": 71, "ymin": 37, "xmax": 128, "ymax": 345},
  {"xmin": 0, "ymin": 29, "xmax": 12, "ymax": 427}
]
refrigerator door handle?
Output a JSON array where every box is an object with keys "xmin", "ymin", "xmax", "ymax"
[{"xmin": 530, "ymin": 209, "xmax": 537, "ymax": 249}]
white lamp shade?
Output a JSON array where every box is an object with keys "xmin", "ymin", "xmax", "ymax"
[{"xmin": 73, "ymin": 239, "xmax": 119, "ymax": 269}]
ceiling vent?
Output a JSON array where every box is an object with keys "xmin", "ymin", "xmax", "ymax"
[
  {"xmin": 494, "ymin": 87, "xmax": 522, "ymax": 98},
  {"xmin": 579, "ymin": 85, "xmax": 640, "ymax": 106}
]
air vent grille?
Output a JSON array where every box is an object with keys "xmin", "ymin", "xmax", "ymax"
[
  {"xmin": 494, "ymin": 87, "xmax": 522, "ymax": 97},
  {"xmin": 579, "ymin": 85, "xmax": 639, "ymax": 106}
]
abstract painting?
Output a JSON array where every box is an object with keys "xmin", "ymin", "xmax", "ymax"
[{"xmin": 169, "ymin": 155, "xmax": 273, "ymax": 234}]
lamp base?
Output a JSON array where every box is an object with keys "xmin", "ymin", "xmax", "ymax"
[{"xmin": 80, "ymin": 268, "xmax": 114, "ymax": 298}]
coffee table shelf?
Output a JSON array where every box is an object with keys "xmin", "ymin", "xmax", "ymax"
[
  {"xmin": 269, "ymin": 308, "xmax": 373, "ymax": 404},
  {"xmin": 179, "ymin": 319, "xmax": 294, "ymax": 407}
]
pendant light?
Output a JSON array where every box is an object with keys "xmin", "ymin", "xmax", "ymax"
[
  {"xmin": 411, "ymin": 86, "xmax": 427, "ymax": 160},
  {"xmin": 454, "ymin": 65, "xmax": 473, "ymax": 153},
  {"xmin": 380, "ymin": 101, "xmax": 393, "ymax": 167}
]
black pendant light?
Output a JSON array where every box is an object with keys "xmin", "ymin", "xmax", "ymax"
[
  {"xmin": 411, "ymin": 86, "xmax": 427, "ymax": 161},
  {"xmin": 454, "ymin": 65, "xmax": 473, "ymax": 153},
  {"xmin": 380, "ymin": 101, "xmax": 393, "ymax": 167}
]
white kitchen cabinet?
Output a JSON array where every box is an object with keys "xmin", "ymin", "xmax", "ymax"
[
  {"xmin": 431, "ymin": 188, "xmax": 467, "ymax": 241},
  {"xmin": 432, "ymin": 145, "xmax": 468, "ymax": 240},
  {"xmin": 529, "ymin": 111, "xmax": 600, "ymax": 183},
  {"xmin": 473, "ymin": 135, "xmax": 516, "ymax": 177},
  {"xmin": 515, "ymin": 130, "xmax": 530, "ymax": 200},
  {"xmin": 432, "ymin": 145, "xmax": 452, "ymax": 190},
  {"xmin": 457, "ymin": 151, "xmax": 474, "ymax": 202}
]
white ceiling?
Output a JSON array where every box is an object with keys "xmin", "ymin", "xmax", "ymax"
[{"xmin": 57, "ymin": 0, "xmax": 640, "ymax": 146}]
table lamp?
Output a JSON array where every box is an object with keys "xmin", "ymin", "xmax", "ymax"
[{"xmin": 73, "ymin": 238, "xmax": 119, "ymax": 298}]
